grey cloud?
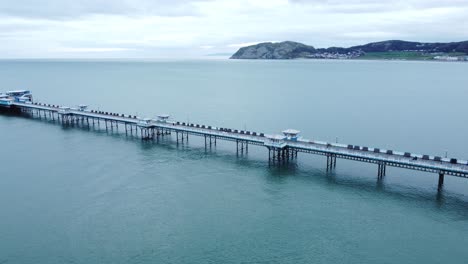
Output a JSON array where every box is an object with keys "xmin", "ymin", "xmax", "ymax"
[
  {"xmin": 288, "ymin": 0, "xmax": 468, "ymax": 13},
  {"xmin": 0, "ymin": 23, "xmax": 47, "ymax": 32},
  {"xmin": 0, "ymin": 0, "xmax": 211, "ymax": 19}
]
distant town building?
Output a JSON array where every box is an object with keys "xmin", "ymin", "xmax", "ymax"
[
  {"xmin": 434, "ymin": 56, "xmax": 460, "ymax": 61},
  {"xmin": 306, "ymin": 50, "xmax": 364, "ymax": 59}
]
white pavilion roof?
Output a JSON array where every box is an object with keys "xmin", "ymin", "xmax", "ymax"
[{"xmin": 282, "ymin": 129, "xmax": 300, "ymax": 135}]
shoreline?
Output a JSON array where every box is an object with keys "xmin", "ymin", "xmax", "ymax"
[
  {"xmin": 0, "ymin": 57, "xmax": 467, "ymax": 64},
  {"xmin": 228, "ymin": 57, "xmax": 468, "ymax": 63}
]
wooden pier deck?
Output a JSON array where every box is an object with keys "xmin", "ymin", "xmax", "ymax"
[{"xmin": 4, "ymin": 100, "xmax": 468, "ymax": 189}]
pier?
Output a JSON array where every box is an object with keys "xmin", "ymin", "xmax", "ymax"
[{"xmin": 1, "ymin": 91, "xmax": 468, "ymax": 190}]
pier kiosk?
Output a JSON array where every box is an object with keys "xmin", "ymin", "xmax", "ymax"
[
  {"xmin": 6, "ymin": 90, "xmax": 32, "ymax": 103},
  {"xmin": 0, "ymin": 95, "xmax": 14, "ymax": 108},
  {"xmin": 265, "ymin": 134, "xmax": 287, "ymax": 148},
  {"xmin": 57, "ymin": 106, "xmax": 74, "ymax": 124},
  {"xmin": 58, "ymin": 106, "xmax": 71, "ymax": 114},
  {"xmin": 137, "ymin": 118, "xmax": 155, "ymax": 139},
  {"xmin": 78, "ymin": 104, "xmax": 88, "ymax": 111},
  {"xmin": 137, "ymin": 118, "xmax": 152, "ymax": 127},
  {"xmin": 265, "ymin": 134, "xmax": 292, "ymax": 162},
  {"xmin": 156, "ymin": 114, "xmax": 170, "ymax": 123},
  {"xmin": 282, "ymin": 129, "xmax": 300, "ymax": 141},
  {"xmin": 155, "ymin": 114, "xmax": 172, "ymax": 136}
]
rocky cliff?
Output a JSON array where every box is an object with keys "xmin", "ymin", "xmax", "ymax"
[
  {"xmin": 230, "ymin": 41, "xmax": 316, "ymax": 59},
  {"xmin": 230, "ymin": 40, "xmax": 468, "ymax": 59}
]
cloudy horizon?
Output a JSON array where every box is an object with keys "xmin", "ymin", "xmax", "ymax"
[{"xmin": 1, "ymin": 0, "xmax": 467, "ymax": 58}]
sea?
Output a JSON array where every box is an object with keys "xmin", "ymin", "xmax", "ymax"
[{"xmin": 1, "ymin": 59, "xmax": 468, "ymax": 264}]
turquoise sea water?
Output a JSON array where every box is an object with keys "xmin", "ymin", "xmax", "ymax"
[{"xmin": 1, "ymin": 59, "xmax": 468, "ymax": 263}]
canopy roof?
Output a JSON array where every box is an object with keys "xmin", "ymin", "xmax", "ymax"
[
  {"xmin": 6, "ymin": 90, "xmax": 30, "ymax": 94},
  {"xmin": 282, "ymin": 129, "xmax": 300, "ymax": 135}
]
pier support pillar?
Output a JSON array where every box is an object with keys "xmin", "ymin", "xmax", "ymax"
[
  {"xmin": 377, "ymin": 162, "xmax": 387, "ymax": 178},
  {"xmin": 267, "ymin": 147, "xmax": 294, "ymax": 165},
  {"xmin": 237, "ymin": 140, "xmax": 247, "ymax": 155},
  {"xmin": 326, "ymin": 154, "xmax": 336, "ymax": 171},
  {"xmin": 438, "ymin": 173, "xmax": 445, "ymax": 189}
]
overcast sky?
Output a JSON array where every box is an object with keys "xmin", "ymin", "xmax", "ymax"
[{"xmin": 1, "ymin": 0, "xmax": 467, "ymax": 58}]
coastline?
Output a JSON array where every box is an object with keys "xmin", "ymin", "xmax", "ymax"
[{"xmin": 228, "ymin": 57, "xmax": 468, "ymax": 63}]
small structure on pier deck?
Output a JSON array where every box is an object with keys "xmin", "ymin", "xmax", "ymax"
[
  {"xmin": 58, "ymin": 106, "xmax": 71, "ymax": 114},
  {"xmin": 156, "ymin": 114, "xmax": 170, "ymax": 123},
  {"xmin": 137, "ymin": 118, "xmax": 152, "ymax": 127},
  {"xmin": 5, "ymin": 90, "xmax": 33, "ymax": 103},
  {"xmin": 0, "ymin": 90, "xmax": 32, "ymax": 106},
  {"xmin": 282, "ymin": 129, "xmax": 300, "ymax": 141},
  {"xmin": 264, "ymin": 134, "xmax": 287, "ymax": 148},
  {"xmin": 78, "ymin": 104, "xmax": 88, "ymax": 111},
  {"xmin": 0, "ymin": 95, "xmax": 14, "ymax": 107}
]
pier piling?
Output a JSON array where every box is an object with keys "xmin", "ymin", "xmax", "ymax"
[{"xmin": 438, "ymin": 172, "xmax": 445, "ymax": 189}]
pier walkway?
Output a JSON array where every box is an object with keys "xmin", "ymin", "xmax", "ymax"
[{"xmin": 4, "ymin": 99, "xmax": 468, "ymax": 189}]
